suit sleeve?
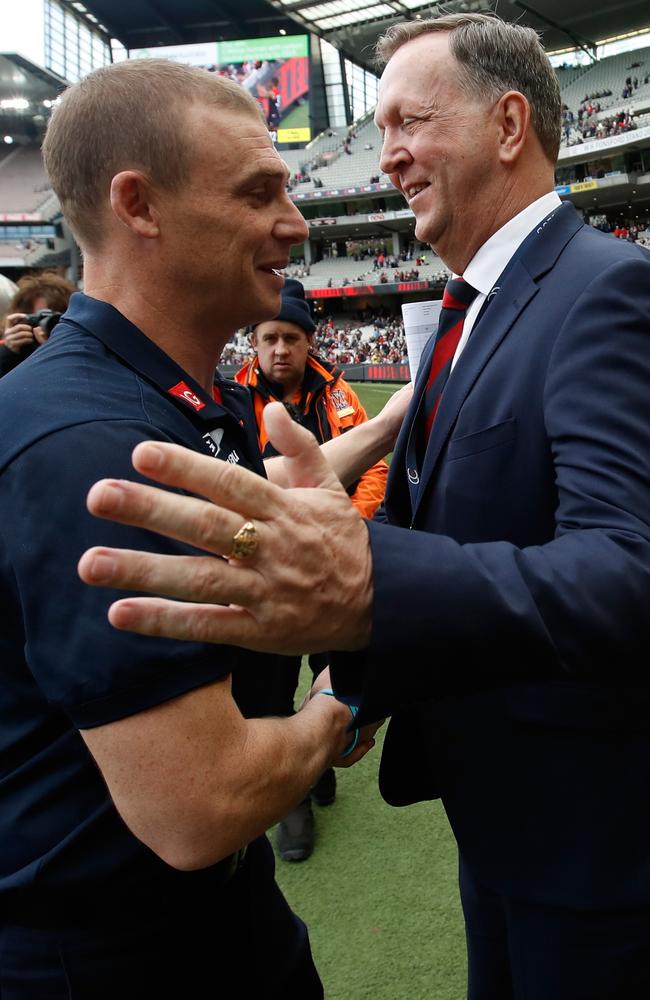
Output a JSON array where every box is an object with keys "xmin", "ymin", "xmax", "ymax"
[
  {"xmin": 333, "ymin": 258, "xmax": 650, "ymax": 722},
  {"xmin": 339, "ymin": 380, "xmax": 389, "ymax": 519}
]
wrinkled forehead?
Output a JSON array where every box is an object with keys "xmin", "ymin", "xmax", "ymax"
[
  {"xmin": 193, "ymin": 108, "xmax": 291, "ymax": 191},
  {"xmin": 375, "ymin": 32, "xmax": 453, "ymax": 126},
  {"xmin": 188, "ymin": 103, "xmax": 286, "ymax": 162}
]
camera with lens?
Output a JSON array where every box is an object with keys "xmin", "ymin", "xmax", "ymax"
[{"xmin": 23, "ymin": 309, "xmax": 62, "ymax": 338}]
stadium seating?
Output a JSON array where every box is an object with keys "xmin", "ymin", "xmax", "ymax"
[
  {"xmin": 285, "ymin": 120, "xmax": 388, "ymax": 192},
  {"xmin": 290, "ymin": 253, "xmax": 448, "ymax": 289},
  {"xmin": 558, "ymin": 45, "xmax": 650, "ymax": 114},
  {"xmin": 0, "ymin": 146, "xmax": 52, "ymax": 214},
  {"xmin": 555, "ymin": 65, "xmax": 590, "ymax": 90}
]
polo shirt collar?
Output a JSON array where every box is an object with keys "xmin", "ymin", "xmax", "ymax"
[{"xmin": 61, "ymin": 292, "xmax": 226, "ymax": 422}]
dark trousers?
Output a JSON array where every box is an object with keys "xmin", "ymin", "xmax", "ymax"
[
  {"xmin": 460, "ymin": 855, "xmax": 650, "ymax": 1000},
  {"xmin": 0, "ymin": 837, "xmax": 322, "ymax": 999}
]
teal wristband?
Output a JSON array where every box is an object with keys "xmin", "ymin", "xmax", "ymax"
[{"xmin": 316, "ymin": 688, "xmax": 360, "ymax": 758}]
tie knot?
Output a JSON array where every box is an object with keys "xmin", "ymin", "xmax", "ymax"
[{"xmin": 441, "ymin": 276, "xmax": 479, "ymax": 312}]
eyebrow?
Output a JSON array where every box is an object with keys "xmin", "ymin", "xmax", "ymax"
[{"xmin": 234, "ymin": 164, "xmax": 290, "ymax": 191}]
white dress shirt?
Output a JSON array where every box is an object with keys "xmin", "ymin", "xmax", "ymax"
[{"xmin": 450, "ymin": 191, "xmax": 562, "ymax": 371}]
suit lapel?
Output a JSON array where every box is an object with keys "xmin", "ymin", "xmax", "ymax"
[{"xmin": 411, "ymin": 202, "xmax": 584, "ymax": 521}]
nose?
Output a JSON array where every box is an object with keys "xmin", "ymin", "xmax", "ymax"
[
  {"xmin": 379, "ymin": 127, "xmax": 412, "ymax": 189},
  {"xmin": 275, "ymin": 196, "xmax": 309, "ymax": 246}
]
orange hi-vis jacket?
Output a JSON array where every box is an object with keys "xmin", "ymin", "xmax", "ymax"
[{"xmin": 235, "ymin": 352, "xmax": 388, "ymax": 519}]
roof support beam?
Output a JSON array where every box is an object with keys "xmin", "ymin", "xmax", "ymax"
[{"xmin": 509, "ymin": 0, "xmax": 597, "ymax": 61}]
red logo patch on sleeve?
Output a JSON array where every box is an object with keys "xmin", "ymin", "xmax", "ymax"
[{"xmin": 168, "ymin": 381, "xmax": 206, "ymax": 411}]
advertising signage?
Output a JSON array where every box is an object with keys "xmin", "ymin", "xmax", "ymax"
[
  {"xmin": 306, "ymin": 280, "xmax": 436, "ymax": 299},
  {"xmin": 130, "ymin": 36, "xmax": 312, "ymax": 147}
]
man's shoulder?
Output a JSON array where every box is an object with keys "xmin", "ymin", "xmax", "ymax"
[
  {"xmin": 564, "ymin": 221, "xmax": 650, "ymax": 271},
  {"xmin": 0, "ymin": 324, "xmax": 180, "ymax": 472}
]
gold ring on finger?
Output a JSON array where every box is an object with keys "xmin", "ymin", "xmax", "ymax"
[{"xmin": 228, "ymin": 520, "xmax": 258, "ymax": 560}]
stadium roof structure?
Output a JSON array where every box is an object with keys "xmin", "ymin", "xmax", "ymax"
[
  {"xmin": 0, "ymin": 54, "xmax": 65, "ymax": 103},
  {"xmin": 0, "ymin": 54, "xmax": 67, "ymax": 143},
  {"xmin": 73, "ymin": 0, "xmax": 650, "ymax": 71}
]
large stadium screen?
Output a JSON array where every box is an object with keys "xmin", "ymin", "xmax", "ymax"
[
  {"xmin": 129, "ymin": 36, "xmax": 311, "ymax": 147},
  {"xmin": 215, "ymin": 36, "xmax": 311, "ymax": 147}
]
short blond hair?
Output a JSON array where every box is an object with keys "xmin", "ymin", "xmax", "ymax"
[
  {"xmin": 376, "ymin": 13, "xmax": 561, "ymax": 163},
  {"xmin": 42, "ymin": 59, "xmax": 265, "ymax": 251}
]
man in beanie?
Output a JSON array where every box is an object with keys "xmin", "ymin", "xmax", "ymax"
[
  {"xmin": 236, "ymin": 278, "xmax": 388, "ymax": 861},
  {"xmin": 237, "ymin": 279, "xmax": 387, "ymax": 517}
]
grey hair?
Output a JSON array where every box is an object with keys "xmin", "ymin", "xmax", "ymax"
[{"xmin": 375, "ymin": 13, "xmax": 561, "ymax": 162}]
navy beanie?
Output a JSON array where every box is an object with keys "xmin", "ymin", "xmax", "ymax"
[{"xmin": 261, "ymin": 278, "xmax": 316, "ymax": 335}]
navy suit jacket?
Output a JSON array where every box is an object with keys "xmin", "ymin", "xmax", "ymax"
[{"xmin": 332, "ymin": 203, "xmax": 650, "ymax": 909}]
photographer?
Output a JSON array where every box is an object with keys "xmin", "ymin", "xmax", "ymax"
[{"xmin": 0, "ymin": 271, "xmax": 75, "ymax": 377}]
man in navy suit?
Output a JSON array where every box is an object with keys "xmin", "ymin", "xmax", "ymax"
[{"xmin": 80, "ymin": 13, "xmax": 650, "ymax": 998}]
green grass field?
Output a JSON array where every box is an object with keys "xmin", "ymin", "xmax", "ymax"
[
  {"xmin": 353, "ymin": 381, "xmax": 403, "ymax": 420},
  {"xmin": 272, "ymin": 382, "xmax": 467, "ymax": 999}
]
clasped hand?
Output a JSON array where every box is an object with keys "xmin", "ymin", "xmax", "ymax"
[
  {"xmin": 303, "ymin": 668, "xmax": 385, "ymax": 767},
  {"xmin": 78, "ymin": 402, "xmax": 375, "ymax": 656}
]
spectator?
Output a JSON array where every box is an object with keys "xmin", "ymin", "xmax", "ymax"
[
  {"xmin": 0, "ymin": 271, "xmax": 75, "ymax": 377},
  {"xmin": 235, "ymin": 279, "xmax": 388, "ymax": 861}
]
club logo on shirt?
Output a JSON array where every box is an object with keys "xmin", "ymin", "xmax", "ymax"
[
  {"xmin": 331, "ymin": 389, "xmax": 354, "ymax": 417},
  {"xmin": 202, "ymin": 428, "xmax": 225, "ymax": 457},
  {"xmin": 168, "ymin": 380, "xmax": 206, "ymax": 412},
  {"xmin": 202, "ymin": 430, "xmax": 239, "ymax": 465}
]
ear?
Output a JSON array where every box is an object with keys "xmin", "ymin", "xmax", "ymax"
[
  {"xmin": 109, "ymin": 171, "xmax": 160, "ymax": 239},
  {"xmin": 250, "ymin": 330, "xmax": 258, "ymax": 348},
  {"xmin": 494, "ymin": 91, "xmax": 530, "ymax": 165}
]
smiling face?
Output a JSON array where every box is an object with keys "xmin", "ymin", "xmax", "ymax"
[
  {"xmin": 251, "ymin": 320, "xmax": 312, "ymax": 396},
  {"xmin": 156, "ymin": 104, "xmax": 309, "ymax": 334},
  {"xmin": 375, "ymin": 31, "xmax": 504, "ymax": 273}
]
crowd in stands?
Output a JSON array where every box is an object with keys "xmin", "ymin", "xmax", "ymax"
[
  {"xmin": 220, "ymin": 310, "xmax": 408, "ymax": 368},
  {"xmin": 563, "ymin": 103, "xmax": 638, "ymax": 145},
  {"xmin": 557, "ymin": 57, "xmax": 650, "ymax": 149},
  {"xmin": 281, "ymin": 244, "xmax": 446, "ymax": 290},
  {"xmin": 315, "ymin": 314, "xmax": 407, "ymax": 365},
  {"xmin": 590, "ymin": 215, "xmax": 650, "ymax": 247},
  {"xmin": 621, "ymin": 72, "xmax": 650, "ymax": 100}
]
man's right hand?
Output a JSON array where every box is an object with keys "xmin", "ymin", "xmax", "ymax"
[
  {"xmin": 3, "ymin": 313, "xmax": 38, "ymax": 353},
  {"xmin": 79, "ymin": 402, "xmax": 374, "ymax": 656}
]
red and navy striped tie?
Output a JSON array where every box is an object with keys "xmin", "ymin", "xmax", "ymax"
[{"xmin": 419, "ymin": 276, "xmax": 479, "ymax": 456}]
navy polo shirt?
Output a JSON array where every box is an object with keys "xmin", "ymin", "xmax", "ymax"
[{"xmin": 0, "ymin": 293, "xmax": 279, "ymax": 921}]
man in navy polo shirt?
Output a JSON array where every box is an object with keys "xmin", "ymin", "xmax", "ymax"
[{"xmin": 0, "ymin": 59, "xmax": 396, "ymax": 997}]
